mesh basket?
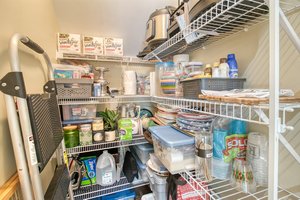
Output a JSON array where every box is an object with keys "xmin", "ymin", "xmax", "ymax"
[
  {"xmin": 55, "ymin": 78, "xmax": 93, "ymax": 98},
  {"xmin": 181, "ymin": 78, "xmax": 246, "ymax": 99}
]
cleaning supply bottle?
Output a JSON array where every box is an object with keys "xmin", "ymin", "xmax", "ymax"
[
  {"xmin": 219, "ymin": 58, "xmax": 229, "ymax": 78},
  {"xmin": 227, "ymin": 54, "xmax": 238, "ymax": 78},
  {"xmin": 96, "ymin": 150, "xmax": 117, "ymax": 186}
]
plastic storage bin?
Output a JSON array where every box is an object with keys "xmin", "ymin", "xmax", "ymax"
[
  {"xmin": 55, "ymin": 78, "xmax": 93, "ymax": 98},
  {"xmin": 132, "ymin": 143, "xmax": 154, "ymax": 164},
  {"xmin": 130, "ymin": 148, "xmax": 148, "ymax": 182},
  {"xmin": 100, "ymin": 189, "xmax": 136, "ymax": 200},
  {"xmin": 146, "ymin": 167, "xmax": 168, "ymax": 200},
  {"xmin": 62, "ymin": 104, "xmax": 96, "ymax": 121},
  {"xmin": 149, "ymin": 126, "xmax": 195, "ymax": 174},
  {"xmin": 181, "ymin": 78, "xmax": 246, "ymax": 99}
]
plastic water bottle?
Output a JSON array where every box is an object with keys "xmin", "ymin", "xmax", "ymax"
[
  {"xmin": 246, "ymin": 132, "xmax": 268, "ymax": 186},
  {"xmin": 96, "ymin": 150, "xmax": 117, "ymax": 186},
  {"xmin": 227, "ymin": 54, "xmax": 238, "ymax": 78}
]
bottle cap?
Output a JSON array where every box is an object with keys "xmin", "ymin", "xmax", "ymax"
[
  {"xmin": 220, "ymin": 58, "xmax": 227, "ymax": 63},
  {"xmin": 213, "ymin": 62, "xmax": 220, "ymax": 67},
  {"xmin": 227, "ymin": 54, "xmax": 235, "ymax": 59},
  {"xmin": 205, "ymin": 64, "xmax": 211, "ymax": 68}
]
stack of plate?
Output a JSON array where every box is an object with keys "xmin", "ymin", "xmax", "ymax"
[
  {"xmin": 154, "ymin": 104, "xmax": 179, "ymax": 125},
  {"xmin": 176, "ymin": 112, "xmax": 215, "ymax": 132}
]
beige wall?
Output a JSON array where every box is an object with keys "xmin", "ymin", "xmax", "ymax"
[
  {"xmin": 191, "ymin": 11, "xmax": 300, "ymax": 193},
  {"xmin": 0, "ymin": 0, "xmax": 59, "ymax": 190}
]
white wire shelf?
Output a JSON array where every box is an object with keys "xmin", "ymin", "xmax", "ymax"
[
  {"xmin": 56, "ymin": 51, "xmax": 155, "ymax": 65},
  {"xmin": 180, "ymin": 170, "xmax": 300, "ymax": 200},
  {"xmin": 152, "ymin": 96, "xmax": 300, "ymax": 132},
  {"xmin": 73, "ymin": 175, "xmax": 148, "ymax": 200},
  {"xmin": 143, "ymin": 0, "xmax": 300, "ymax": 60},
  {"xmin": 58, "ymin": 95, "xmax": 152, "ymax": 105},
  {"xmin": 66, "ymin": 135, "xmax": 148, "ymax": 155}
]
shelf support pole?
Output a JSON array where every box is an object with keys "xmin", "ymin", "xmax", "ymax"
[{"xmin": 268, "ymin": 0, "xmax": 280, "ymax": 199}]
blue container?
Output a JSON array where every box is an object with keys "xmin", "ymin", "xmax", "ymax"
[
  {"xmin": 99, "ymin": 189, "xmax": 136, "ymax": 200},
  {"xmin": 227, "ymin": 54, "xmax": 238, "ymax": 78}
]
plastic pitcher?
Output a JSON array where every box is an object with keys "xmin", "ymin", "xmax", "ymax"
[{"xmin": 96, "ymin": 150, "xmax": 117, "ymax": 186}]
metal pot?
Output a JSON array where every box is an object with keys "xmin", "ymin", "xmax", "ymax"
[{"xmin": 145, "ymin": 6, "xmax": 176, "ymax": 48}]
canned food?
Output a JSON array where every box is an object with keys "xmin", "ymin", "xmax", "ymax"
[{"xmin": 79, "ymin": 124, "xmax": 92, "ymax": 146}]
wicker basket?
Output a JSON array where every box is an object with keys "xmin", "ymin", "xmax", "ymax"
[
  {"xmin": 181, "ymin": 78, "xmax": 246, "ymax": 99},
  {"xmin": 55, "ymin": 78, "xmax": 93, "ymax": 98}
]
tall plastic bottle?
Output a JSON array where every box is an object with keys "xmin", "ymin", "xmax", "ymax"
[
  {"xmin": 96, "ymin": 150, "xmax": 117, "ymax": 186},
  {"xmin": 219, "ymin": 58, "xmax": 229, "ymax": 78},
  {"xmin": 227, "ymin": 54, "xmax": 238, "ymax": 78},
  {"xmin": 212, "ymin": 117, "xmax": 232, "ymax": 179}
]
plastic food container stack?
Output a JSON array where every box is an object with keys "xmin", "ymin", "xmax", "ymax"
[
  {"xmin": 146, "ymin": 167, "xmax": 168, "ymax": 200},
  {"xmin": 149, "ymin": 126, "xmax": 195, "ymax": 174},
  {"xmin": 132, "ymin": 143, "xmax": 154, "ymax": 164}
]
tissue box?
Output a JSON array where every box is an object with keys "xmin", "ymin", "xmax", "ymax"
[
  {"xmin": 57, "ymin": 33, "xmax": 81, "ymax": 53},
  {"xmin": 82, "ymin": 36, "xmax": 104, "ymax": 55},
  {"xmin": 104, "ymin": 37, "xmax": 123, "ymax": 56}
]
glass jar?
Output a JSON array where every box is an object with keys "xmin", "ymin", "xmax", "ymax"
[
  {"xmin": 63, "ymin": 125, "xmax": 79, "ymax": 148},
  {"xmin": 195, "ymin": 129, "xmax": 213, "ymax": 182}
]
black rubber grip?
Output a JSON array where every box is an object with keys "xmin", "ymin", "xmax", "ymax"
[{"xmin": 21, "ymin": 37, "xmax": 44, "ymax": 54}]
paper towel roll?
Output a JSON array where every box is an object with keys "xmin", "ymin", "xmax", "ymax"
[{"xmin": 123, "ymin": 71, "xmax": 137, "ymax": 95}]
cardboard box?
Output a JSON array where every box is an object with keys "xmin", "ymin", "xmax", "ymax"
[
  {"xmin": 104, "ymin": 37, "xmax": 123, "ymax": 56},
  {"xmin": 57, "ymin": 33, "xmax": 81, "ymax": 53},
  {"xmin": 82, "ymin": 36, "xmax": 104, "ymax": 55}
]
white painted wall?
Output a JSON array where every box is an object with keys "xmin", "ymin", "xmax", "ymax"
[{"xmin": 53, "ymin": 0, "xmax": 178, "ymax": 56}]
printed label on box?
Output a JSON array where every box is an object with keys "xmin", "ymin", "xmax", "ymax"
[
  {"xmin": 57, "ymin": 33, "xmax": 81, "ymax": 53},
  {"xmin": 83, "ymin": 36, "xmax": 104, "ymax": 55},
  {"xmin": 104, "ymin": 37, "xmax": 123, "ymax": 56}
]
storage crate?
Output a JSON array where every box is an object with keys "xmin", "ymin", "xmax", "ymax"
[
  {"xmin": 181, "ymin": 78, "xmax": 246, "ymax": 99},
  {"xmin": 62, "ymin": 104, "xmax": 96, "ymax": 121},
  {"xmin": 55, "ymin": 78, "xmax": 93, "ymax": 98}
]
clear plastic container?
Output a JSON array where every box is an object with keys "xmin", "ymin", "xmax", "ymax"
[
  {"xmin": 231, "ymin": 159, "xmax": 256, "ymax": 193},
  {"xmin": 212, "ymin": 117, "xmax": 232, "ymax": 179},
  {"xmin": 246, "ymin": 132, "xmax": 268, "ymax": 186},
  {"xmin": 132, "ymin": 143, "xmax": 154, "ymax": 164},
  {"xmin": 155, "ymin": 62, "xmax": 176, "ymax": 96},
  {"xmin": 62, "ymin": 104, "xmax": 96, "ymax": 121},
  {"xmin": 146, "ymin": 167, "xmax": 168, "ymax": 200},
  {"xmin": 149, "ymin": 126, "xmax": 195, "ymax": 174},
  {"xmin": 195, "ymin": 129, "xmax": 213, "ymax": 182},
  {"xmin": 96, "ymin": 150, "xmax": 117, "ymax": 186}
]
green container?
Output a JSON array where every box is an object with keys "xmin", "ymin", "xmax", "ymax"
[{"xmin": 63, "ymin": 125, "xmax": 79, "ymax": 148}]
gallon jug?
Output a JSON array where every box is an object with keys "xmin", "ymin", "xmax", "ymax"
[{"xmin": 96, "ymin": 150, "xmax": 117, "ymax": 186}]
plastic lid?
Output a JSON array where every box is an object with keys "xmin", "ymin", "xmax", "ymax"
[
  {"xmin": 213, "ymin": 62, "xmax": 220, "ymax": 67},
  {"xmin": 131, "ymin": 150, "xmax": 146, "ymax": 170},
  {"xmin": 135, "ymin": 143, "xmax": 154, "ymax": 151},
  {"xmin": 205, "ymin": 64, "xmax": 212, "ymax": 68},
  {"xmin": 149, "ymin": 126, "xmax": 194, "ymax": 147},
  {"xmin": 155, "ymin": 62, "xmax": 174, "ymax": 67},
  {"xmin": 63, "ymin": 125, "xmax": 78, "ymax": 131},
  {"xmin": 227, "ymin": 54, "xmax": 235, "ymax": 59}
]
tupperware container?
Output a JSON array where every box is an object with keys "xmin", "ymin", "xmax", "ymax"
[
  {"xmin": 62, "ymin": 104, "xmax": 96, "ymax": 121},
  {"xmin": 130, "ymin": 148, "xmax": 148, "ymax": 182},
  {"xmin": 132, "ymin": 143, "xmax": 154, "ymax": 164},
  {"xmin": 146, "ymin": 167, "xmax": 168, "ymax": 200},
  {"xmin": 149, "ymin": 126, "xmax": 195, "ymax": 174}
]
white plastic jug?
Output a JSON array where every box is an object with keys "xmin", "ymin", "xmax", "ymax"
[{"xmin": 96, "ymin": 150, "xmax": 117, "ymax": 186}]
